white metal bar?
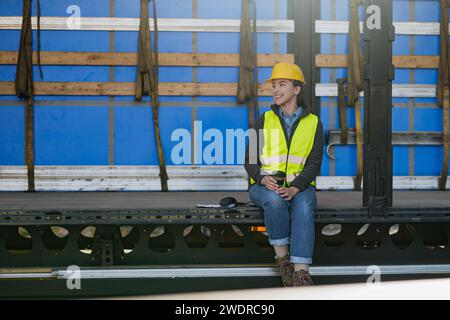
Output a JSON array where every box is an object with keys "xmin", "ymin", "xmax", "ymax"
[
  {"xmin": 316, "ymin": 83, "xmax": 436, "ymax": 98},
  {"xmin": 52, "ymin": 264, "xmax": 450, "ymax": 278},
  {"xmin": 2, "ymin": 264, "xmax": 450, "ymax": 280},
  {"xmin": 0, "ymin": 17, "xmax": 294, "ymax": 33},
  {"xmin": 4, "ymin": 18, "xmax": 438, "ymax": 35},
  {"xmin": 0, "ymin": 17, "xmax": 442, "ymax": 35},
  {"xmin": 1, "ymin": 166, "xmax": 449, "ymax": 191},
  {"xmin": 0, "ymin": 273, "xmax": 57, "ymax": 280},
  {"xmin": 315, "ymin": 20, "xmax": 440, "ymax": 35}
]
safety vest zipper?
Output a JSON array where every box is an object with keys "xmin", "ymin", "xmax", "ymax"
[
  {"xmin": 284, "ymin": 152, "xmax": 290, "ymax": 187},
  {"xmin": 283, "ymin": 120, "xmax": 297, "ymax": 186}
]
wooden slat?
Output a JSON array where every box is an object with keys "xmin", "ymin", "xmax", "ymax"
[
  {"xmin": 0, "ymin": 51, "xmax": 294, "ymax": 67},
  {"xmin": 392, "ymin": 56, "xmax": 439, "ymax": 69},
  {"xmin": 315, "ymin": 55, "xmax": 348, "ymax": 68},
  {"xmin": 2, "ymin": 81, "xmax": 437, "ymax": 98},
  {"xmin": 316, "ymin": 54, "xmax": 439, "ymax": 69},
  {"xmin": 0, "ymin": 82, "xmax": 273, "ymax": 96}
]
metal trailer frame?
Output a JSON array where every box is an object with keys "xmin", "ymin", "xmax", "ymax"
[
  {"xmin": 1, "ymin": 191, "xmax": 450, "ymax": 297},
  {"xmin": 363, "ymin": 0, "xmax": 394, "ymax": 215},
  {"xmin": 1, "ymin": 0, "xmax": 450, "ymax": 298}
]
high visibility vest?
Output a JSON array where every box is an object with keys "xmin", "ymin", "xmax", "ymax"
[{"xmin": 251, "ymin": 110, "xmax": 318, "ymax": 187}]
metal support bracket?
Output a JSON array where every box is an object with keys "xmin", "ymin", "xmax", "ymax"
[
  {"xmin": 91, "ymin": 227, "xmax": 125, "ymax": 266},
  {"xmin": 363, "ymin": 0, "xmax": 394, "ymax": 215}
]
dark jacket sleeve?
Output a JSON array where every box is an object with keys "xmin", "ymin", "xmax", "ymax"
[
  {"xmin": 244, "ymin": 114, "xmax": 265, "ymax": 185},
  {"xmin": 290, "ymin": 119, "xmax": 324, "ymax": 192}
]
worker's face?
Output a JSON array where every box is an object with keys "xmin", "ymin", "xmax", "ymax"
[{"xmin": 271, "ymin": 79, "xmax": 301, "ymax": 106}]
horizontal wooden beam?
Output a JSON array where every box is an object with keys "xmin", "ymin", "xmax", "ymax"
[
  {"xmin": 0, "ymin": 82, "xmax": 273, "ymax": 96},
  {"xmin": 1, "ymin": 82, "xmax": 438, "ymax": 98},
  {"xmin": 316, "ymin": 54, "xmax": 439, "ymax": 69},
  {"xmin": 2, "ymin": 82, "xmax": 438, "ymax": 98},
  {"xmin": 0, "ymin": 51, "xmax": 294, "ymax": 67}
]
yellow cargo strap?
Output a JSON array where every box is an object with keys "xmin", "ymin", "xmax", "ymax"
[
  {"xmin": 15, "ymin": 0, "xmax": 43, "ymax": 192},
  {"xmin": 136, "ymin": 0, "xmax": 168, "ymax": 191},
  {"xmin": 442, "ymin": 87, "xmax": 449, "ymax": 190},
  {"xmin": 348, "ymin": 0, "xmax": 364, "ymax": 105},
  {"xmin": 354, "ymin": 99, "xmax": 363, "ymax": 190},
  {"xmin": 238, "ymin": 0, "xmax": 258, "ymax": 130},
  {"xmin": 438, "ymin": 0, "xmax": 450, "ymax": 190},
  {"xmin": 335, "ymin": 0, "xmax": 363, "ymax": 191},
  {"xmin": 252, "ymin": 0, "xmax": 259, "ymax": 125},
  {"xmin": 349, "ymin": 0, "xmax": 364, "ymax": 191},
  {"xmin": 336, "ymin": 78, "xmax": 363, "ymax": 191},
  {"xmin": 336, "ymin": 78, "xmax": 348, "ymax": 145}
]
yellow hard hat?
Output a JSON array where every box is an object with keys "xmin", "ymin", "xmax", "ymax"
[{"xmin": 268, "ymin": 62, "xmax": 306, "ymax": 84}]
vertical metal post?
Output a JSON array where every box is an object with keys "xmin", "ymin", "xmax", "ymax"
[
  {"xmin": 363, "ymin": 0, "xmax": 394, "ymax": 215},
  {"xmin": 288, "ymin": 0, "xmax": 320, "ymax": 115}
]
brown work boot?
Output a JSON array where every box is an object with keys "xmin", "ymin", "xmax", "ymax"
[
  {"xmin": 275, "ymin": 255, "xmax": 294, "ymax": 287},
  {"xmin": 293, "ymin": 270, "xmax": 314, "ymax": 286}
]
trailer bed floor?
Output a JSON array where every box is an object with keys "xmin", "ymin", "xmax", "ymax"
[{"xmin": 0, "ymin": 191, "xmax": 449, "ymax": 211}]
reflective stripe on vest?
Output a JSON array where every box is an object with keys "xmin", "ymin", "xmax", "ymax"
[{"xmin": 251, "ymin": 110, "xmax": 318, "ymax": 187}]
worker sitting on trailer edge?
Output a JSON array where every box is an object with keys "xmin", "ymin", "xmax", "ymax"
[{"xmin": 245, "ymin": 62, "xmax": 324, "ymax": 287}]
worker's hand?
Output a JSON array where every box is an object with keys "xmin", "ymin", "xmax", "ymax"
[
  {"xmin": 261, "ymin": 176, "xmax": 279, "ymax": 191},
  {"xmin": 276, "ymin": 186, "xmax": 300, "ymax": 201}
]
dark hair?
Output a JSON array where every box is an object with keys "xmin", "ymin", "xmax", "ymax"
[{"xmin": 292, "ymin": 80, "xmax": 309, "ymax": 109}]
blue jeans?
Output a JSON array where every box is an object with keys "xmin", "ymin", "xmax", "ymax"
[{"xmin": 249, "ymin": 184, "xmax": 317, "ymax": 265}]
